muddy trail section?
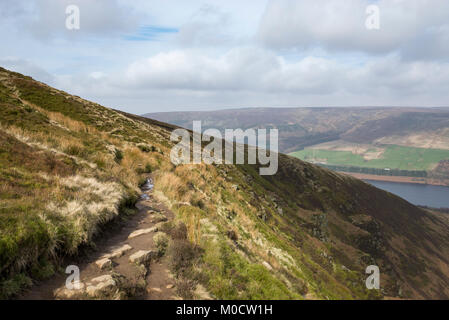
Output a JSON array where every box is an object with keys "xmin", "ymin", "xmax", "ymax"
[{"xmin": 20, "ymin": 177, "xmax": 180, "ymax": 300}]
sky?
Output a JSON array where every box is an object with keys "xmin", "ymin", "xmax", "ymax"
[{"xmin": 1, "ymin": 0, "xmax": 449, "ymax": 114}]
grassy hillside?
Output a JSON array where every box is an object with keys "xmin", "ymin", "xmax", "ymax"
[
  {"xmin": 146, "ymin": 108, "xmax": 449, "ymax": 179},
  {"xmin": 144, "ymin": 107, "xmax": 393, "ymax": 153},
  {"xmin": 1, "ymin": 67, "xmax": 449, "ymax": 300},
  {"xmin": 341, "ymin": 112, "xmax": 449, "ymax": 144},
  {"xmin": 145, "ymin": 107, "xmax": 449, "ymax": 154}
]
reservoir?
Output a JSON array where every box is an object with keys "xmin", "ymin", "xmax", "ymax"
[{"xmin": 364, "ymin": 180, "xmax": 449, "ymax": 208}]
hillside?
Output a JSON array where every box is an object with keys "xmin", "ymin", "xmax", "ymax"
[
  {"xmin": 145, "ymin": 107, "xmax": 395, "ymax": 153},
  {"xmin": 2, "ymin": 67, "xmax": 449, "ymax": 300},
  {"xmin": 145, "ymin": 107, "xmax": 449, "ymax": 153},
  {"xmin": 145, "ymin": 108, "xmax": 449, "ymax": 183}
]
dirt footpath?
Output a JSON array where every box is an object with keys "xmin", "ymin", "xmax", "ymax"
[{"xmin": 21, "ymin": 177, "xmax": 179, "ymax": 300}]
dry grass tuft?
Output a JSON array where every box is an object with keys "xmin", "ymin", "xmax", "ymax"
[{"xmin": 45, "ymin": 175, "xmax": 126, "ymax": 252}]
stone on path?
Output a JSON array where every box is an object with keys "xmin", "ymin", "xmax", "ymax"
[
  {"xmin": 86, "ymin": 275, "xmax": 117, "ymax": 298},
  {"xmin": 129, "ymin": 250, "xmax": 156, "ymax": 265},
  {"xmin": 54, "ymin": 281, "xmax": 84, "ymax": 299},
  {"xmin": 95, "ymin": 258, "xmax": 112, "ymax": 270},
  {"xmin": 91, "ymin": 275, "xmax": 113, "ymax": 283},
  {"xmin": 128, "ymin": 227, "xmax": 158, "ymax": 239},
  {"xmin": 102, "ymin": 244, "xmax": 132, "ymax": 259},
  {"xmin": 54, "ymin": 275, "xmax": 119, "ymax": 299}
]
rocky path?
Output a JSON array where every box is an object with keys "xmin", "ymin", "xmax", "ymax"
[{"xmin": 21, "ymin": 177, "xmax": 180, "ymax": 300}]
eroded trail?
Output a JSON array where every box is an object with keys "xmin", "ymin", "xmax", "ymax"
[{"xmin": 21, "ymin": 177, "xmax": 179, "ymax": 300}]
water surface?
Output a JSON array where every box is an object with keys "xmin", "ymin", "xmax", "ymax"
[{"xmin": 364, "ymin": 180, "xmax": 449, "ymax": 208}]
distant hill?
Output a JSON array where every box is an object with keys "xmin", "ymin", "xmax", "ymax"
[
  {"xmin": 145, "ymin": 107, "xmax": 449, "ymax": 153},
  {"xmin": 145, "ymin": 107, "xmax": 449, "ymax": 183},
  {"xmin": 2, "ymin": 67, "xmax": 449, "ymax": 300}
]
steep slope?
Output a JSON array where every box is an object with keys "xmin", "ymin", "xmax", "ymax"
[
  {"xmin": 145, "ymin": 107, "xmax": 392, "ymax": 154},
  {"xmin": 145, "ymin": 107, "xmax": 449, "ymax": 153},
  {"xmin": 1, "ymin": 67, "xmax": 449, "ymax": 299},
  {"xmin": 145, "ymin": 108, "xmax": 449, "ymax": 182},
  {"xmin": 341, "ymin": 112, "xmax": 449, "ymax": 144}
]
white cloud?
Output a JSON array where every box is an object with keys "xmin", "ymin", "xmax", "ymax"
[
  {"xmin": 1, "ymin": 0, "xmax": 449, "ymax": 113},
  {"xmin": 118, "ymin": 47, "xmax": 449, "ymax": 98},
  {"xmin": 257, "ymin": 0, "xmax": 449, "ymax": 59},
  {"xmin": 46, "ymin": 47, "xmax": 449, "ymax": 114},
  {"xmin": 175, "ymin": 5, "xmax": 232, "ymax": 47},
  {"xmin": 88, "ymin": 71, "xmax": 106, "ymax": 80},
  {"xmin": 3, "ymin": 0, "xmax": 143, "ymax": 41},
  {"xmin": 120, "ymin": 47, "xmax": 343, "ymax": 94}
]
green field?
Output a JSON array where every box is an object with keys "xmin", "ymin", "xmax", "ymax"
[{"xmin": 289, "ymin": 145, "xmax": 449, "ymax": 171}]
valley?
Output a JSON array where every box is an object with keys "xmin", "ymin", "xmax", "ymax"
[
  {"xmin": 2, "ymin": 68, "xmax": 449, "ymax": 300},
  {"xmin": 147, "ymin": 107, "xmax": 449, "ymax": 186}
]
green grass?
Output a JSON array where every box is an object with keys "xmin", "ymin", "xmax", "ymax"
[
  {"xmin": 0, "ymin": 69, "xmax": 164, "ymax": 298},
  {"xmin": 290, "ymin": 145, "xmax": 449, "ymax": 171},
  {"xmin": 201, "ymin": 240, "xmax": 301, "ymax": 300},
  {"xmin": 1, "ymin": 67, "xmax": 448, "ymax": 300}
]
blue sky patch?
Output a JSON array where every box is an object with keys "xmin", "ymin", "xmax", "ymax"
[{"xmin": 123, "ymin": 25, "xmax": 179, "ymax": 41}]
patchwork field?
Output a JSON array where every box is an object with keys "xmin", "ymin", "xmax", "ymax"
[{"xmin": 290, "ymin": 144, "xmax": 449, "ymax": 171}]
